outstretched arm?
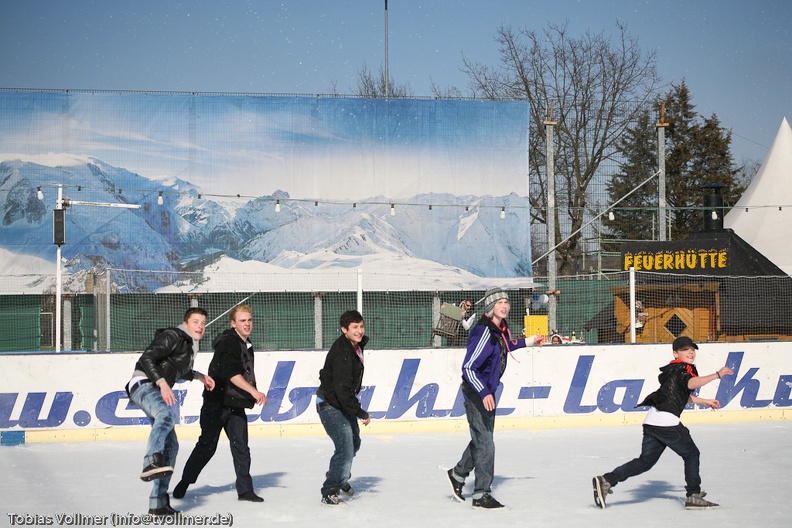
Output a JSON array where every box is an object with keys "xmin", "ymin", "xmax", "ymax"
[{"xmin": 688, "ymin": 366, "xmax": 733, "ymax": 390}]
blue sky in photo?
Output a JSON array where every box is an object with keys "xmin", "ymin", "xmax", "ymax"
[{"xmin": 1, "ymin": 0, "xmax": 790, "ymax": 166}]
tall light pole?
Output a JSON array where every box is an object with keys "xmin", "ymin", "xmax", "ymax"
[
  {"xmin": 544, "ymin": 103, "xmax": 557, "ymax": 332},
  {"xmin": 657, "ymin": 102, "xmax": 669, "ymax": 241},
  {"xmin": 48, "ymin": 185, "xmax": 141, "ymax": 352},
  {"xmin": 384, "ymin": 0, "xmax": 389, "ymax": 98}
]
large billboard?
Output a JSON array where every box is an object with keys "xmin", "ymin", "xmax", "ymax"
[
  {"xmin": 1, "ymin": 342, "xmax": 788, "ymax": 441},
  {"xmin": 0, "ymin": 90, "xmax": 532, "ymax": 290}
]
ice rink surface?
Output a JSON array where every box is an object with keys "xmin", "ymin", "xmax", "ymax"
[{"xmin": 2, "ymin": 420, "xmax": 790, "ymax": 527}]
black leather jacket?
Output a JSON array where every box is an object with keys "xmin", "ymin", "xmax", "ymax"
[
  {"xmin": 638, "ymin": 360, "xmax": 698, "ymax": 417},
  {"xmin": 135, "ymin": 327, "xmax": 198, "ymax": 388},
  {"xmin": 316, "ymin": 334, "xmax": 369, "ymax": 420}
]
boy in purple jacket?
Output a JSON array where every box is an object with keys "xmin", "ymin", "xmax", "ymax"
[{"xmin": 446, "ymin": 287, "xmax": 544, "ymax": 510}]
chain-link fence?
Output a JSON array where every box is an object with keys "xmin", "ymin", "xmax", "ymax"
[{"xmin": 2, "ymin": 268, "xmax": 789, "ymax": 352}]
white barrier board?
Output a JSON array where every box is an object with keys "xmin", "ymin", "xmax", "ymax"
[{"xmin": 1, "ymin": 342, "xmax": 791, "ymax": 436}]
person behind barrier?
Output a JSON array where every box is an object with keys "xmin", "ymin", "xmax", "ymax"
[
  {"xmin": 126, "ymin": 307, "xmax": 215, "ymax": 517},
  {"xmin": 450, "ymin": 298, "xmax": 477, "ymax": 347}
]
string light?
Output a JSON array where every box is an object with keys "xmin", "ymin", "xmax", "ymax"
[
  {"xmin": 711, "ymin": 210, "xmax": 718, "ymax": 220},
  {"xmin": 31, "ymin": 185, "xmax": 552, "ymax": 216},
  {"xmin": 608, "ymin": 211, "xmax": 615, "ymax": 221}
]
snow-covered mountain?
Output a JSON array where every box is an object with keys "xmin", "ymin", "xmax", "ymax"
[{"xmin": 0, "ymin": 157, "xmax": 534, "ymax": 292}]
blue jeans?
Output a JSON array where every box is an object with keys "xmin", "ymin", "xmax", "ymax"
[
  {"xmin": 453, "ymin": 385, "xmax": 496, "ymax": 498},
  {"xmin": 129, "ymin": 382, "xmax": 179, "ymax": 509},
  {"xmin": 318, "ymin": 403, "xmax": 360, "ymax": 496},
  {"xmin": 605, "ymin": 423, "xmax": 701, "ymax": 496}
]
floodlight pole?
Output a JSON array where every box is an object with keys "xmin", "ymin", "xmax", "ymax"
[
  {"xmin": 544, "ymin": 107, "xmax": 558, "ymax": 333},
  {"xmin": 55, "ymin": 185, "xmax": 64, "ymax": 353},
  {"xmin": 384, "ymin": 0, "xmax": 389, "ymax": 98},
  {"xmin": 52, "ymin": 187, "xmax": 141, "ymax": 352},
  {"xmin": 657, "ymin": 103, "xmax": 669, "ymax": 241}
]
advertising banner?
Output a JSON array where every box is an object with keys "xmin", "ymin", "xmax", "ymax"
[{"xmin": 2, "ymin": 342, "xmax": 790, "ymax": 442}]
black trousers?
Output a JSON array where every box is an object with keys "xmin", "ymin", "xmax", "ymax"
[
  {"xmin": 180, "ymin": 403, "xmax": 254, "ymax": 496},
  {"xmin": 605, "ymin": 423, "xmax": 701, "ymax": 496}
]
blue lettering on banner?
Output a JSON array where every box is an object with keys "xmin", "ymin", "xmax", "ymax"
[
  {"xmin": 772, "ymin": 375, "xmax": 792, "ymax": 406},
  {"xmin": 518, "ymin": 386, "xmax": 552, "ymax": 399},
  {"xmin": 260, "ymin": 361, "xmax": 316, "ymax": 422},
  {"xmin": 716, "ymin": 351, "xmax": 774, "ymax": 408},
  {"xmin": 564, "ymin": 356, "xmax": 599, "ymax": 414},
  {"xmin": 2, "ymin": 352, "xmax": 792, "ymax": 431},
  {"xmin": 0, "ymin": 392, "xmax": 73, "ymax": 428},
  {"xmin": 372, "ymin": 358, "xmax": 468, "ymax": 419},
  {"xmin": 95, "ymin": 391, "xmax": 148, "ymax": 426}
]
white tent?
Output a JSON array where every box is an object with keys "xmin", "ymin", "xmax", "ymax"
[{"xmin": 724, "ymin": 117, "xmax": 792, "ymax": 276}]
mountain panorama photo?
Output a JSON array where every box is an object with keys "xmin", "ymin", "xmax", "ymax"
[{"xmin": 0, "ymin": 91, "xmax": 534, "ymax": 292}]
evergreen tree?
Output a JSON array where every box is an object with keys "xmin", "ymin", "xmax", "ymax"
[
  {"xmin": 606, "ymin": 81, "xmax": 744, "ymax": 242},
  {"xmin": 603, "ymin": 108, "xmax": 658, "ymax": 249}
]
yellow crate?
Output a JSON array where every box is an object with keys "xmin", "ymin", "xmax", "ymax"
[{"xmin": 523, "ymin": 315, "xmax": 549, "ymax": 338}]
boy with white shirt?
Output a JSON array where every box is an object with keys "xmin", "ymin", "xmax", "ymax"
[{"xmin": 592, "ymin": 336, "xmax": 733, "ymax": 510}]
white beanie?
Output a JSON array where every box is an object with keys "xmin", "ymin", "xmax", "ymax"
[{"xmin": 478, "ymin": 287, "xmax": 509, "ymax": 314}]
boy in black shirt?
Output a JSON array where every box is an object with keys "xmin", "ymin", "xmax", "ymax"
[{"xmin": 593, "ymin": 336, "xmax": 733, "ymax": 510}]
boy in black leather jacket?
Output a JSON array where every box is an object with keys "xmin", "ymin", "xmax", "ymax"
[
  {"xmin": 126, "ymin": 307, "xmax": 215, "ymax": 517},
  {"xmin": 593, "ymin": 336, "xmax": 733, "ymax": 510}
]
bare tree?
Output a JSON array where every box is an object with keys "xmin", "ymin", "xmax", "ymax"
[
  {"xmin": 441, "ymin": 22, "xmax": 661, "ymax": 275},
  {"xmin": 353, "ymin": 63, "xmax": 413, "ymax": 98}
]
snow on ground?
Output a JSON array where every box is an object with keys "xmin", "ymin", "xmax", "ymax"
[{"xmin": 2, "ymin": 421, "xmax": 790, "ymax": 527}]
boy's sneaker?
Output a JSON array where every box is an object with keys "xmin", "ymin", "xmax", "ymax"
[
  {"xmin": 320, "ymin": 493, "xmax": 346, "ymax": 506},
  {"xmin": 685, "ymin": 492, "xmax": 719, "ymax": 510},
  {"xmin": 340, "ymin": 483, "xmax": 355, "ymax": 497},
  {"xmin": 447, "ymin": 469, "xmax": 465, "ymax": 502},
  {"xmin": 140, "ymin": 453, "xmax": 173, "ymax": 482},
  {"xmin": 472, "ymin": 493, "xmax": 505, "ymax": 510},
  {"xmin": 592, "ymin": 475, "xmax": 613, "ymax": 509}
]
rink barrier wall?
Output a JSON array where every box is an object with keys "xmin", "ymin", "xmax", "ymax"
[{"xmin": 2, "ymin": 342, "xmax": 791, "ymax": 444}]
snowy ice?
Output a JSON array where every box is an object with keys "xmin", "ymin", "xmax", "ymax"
[{"xmin": 2, "ymin": 420, "xmax": 790, "ymax": 527}]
